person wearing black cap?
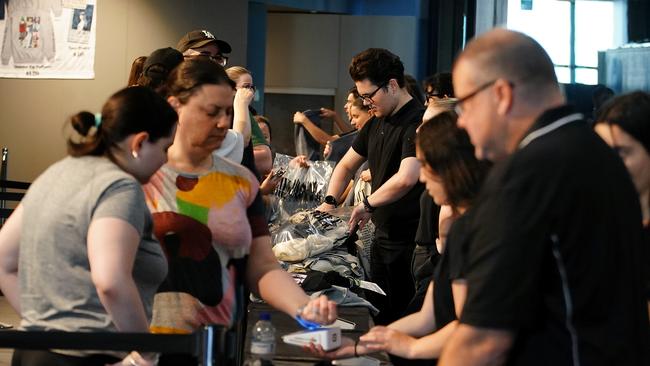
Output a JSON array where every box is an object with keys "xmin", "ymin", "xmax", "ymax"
[
  {"xmin": 136, "ymin": 47, "xmax": 183, "ymax": 93},
  {"xmin": 176, "ymin": 29, "xmax": 231, "ymax": 67}
]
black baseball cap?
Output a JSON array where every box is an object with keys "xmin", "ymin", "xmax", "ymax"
[
  {"xmin": 143, "ymin": 47, "xmax": 183, "ymax": 74},
  {"xmin": 176, "ymin": 30, "xmax": 232, "ymax": 54}
]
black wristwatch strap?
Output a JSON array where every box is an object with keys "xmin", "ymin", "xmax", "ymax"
[
  {"xmin": 324, "ymin": 195, "xmax": 338, "ymax": 207},
  {"xmin": 363, "ymin": 195, "xmax": 376, "ymax": 213}
]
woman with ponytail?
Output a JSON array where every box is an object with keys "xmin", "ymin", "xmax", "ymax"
[{"xmin": 0, "ymin": 86, "xmax": 177, "ymax": 366}]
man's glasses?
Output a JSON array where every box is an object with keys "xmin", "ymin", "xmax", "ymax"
[
  {"xmin": 184, "ymin": 52, "xmax": 229, "ymax": 67},
  {"xmin": 359, "ymin": 81, "xmax": 388, "ymax": 104},
  {"xmin": 454, "ymin": 80, "xmax": 498, "ymax": 116}
]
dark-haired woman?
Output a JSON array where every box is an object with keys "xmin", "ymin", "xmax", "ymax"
[
  {"xmin": 594, "ymin": 91, "xmax": 650, "ymax": 317},
  {"xmin": 143, "ymin": 59, "xmax": 336, "ymax": 347},
  {"xmin": 0, "ymin": 86, "xmax": 177, "ymax": 366},
  {"xmin": 308, "ymin": 111, "xmax": 489, "ymax": 361}
]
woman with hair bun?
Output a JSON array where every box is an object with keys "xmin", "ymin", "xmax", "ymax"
[{"xmin": 0, "ymin": 86, "xmax": 177, "ymax": 366}]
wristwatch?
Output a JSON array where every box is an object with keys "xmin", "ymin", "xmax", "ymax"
[
  {"xmin": 363, "ymin": 195, "xmax": 376, "ymax": 213},
  {"xmin": 324, "ymin": 195, "xmax": 338, "ymax": 207}
]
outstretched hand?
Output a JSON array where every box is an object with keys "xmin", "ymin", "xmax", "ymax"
[{"xmin": 360, "ymin": 326, "xmax": 416, "ymax": 359}]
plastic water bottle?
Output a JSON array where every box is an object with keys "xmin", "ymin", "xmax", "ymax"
[{"xmin": 249, "ymin": 312, "xmax": 276, "ymax": 364}]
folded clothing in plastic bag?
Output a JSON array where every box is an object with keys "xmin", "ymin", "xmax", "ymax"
[{"xmin": 272, "ymin": 210, "xmax": 349, "ymax": 262}]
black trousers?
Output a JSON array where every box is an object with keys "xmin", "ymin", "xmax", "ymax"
[
  {"xmin": 12, "ymin": 350, "xmax": 120, "ymax": 366},
  {"xmin": 406, "ymin": 244, "xmax": 439, "ymax": 313},
  {"xmin": 365, "ymin": 242, "xmax": 415, "ymax": 326}
]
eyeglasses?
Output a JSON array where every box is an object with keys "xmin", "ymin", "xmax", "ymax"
[
  {"xmin": 184, "ymin": 52, "xmax": 229, "ymax": 67},
  {"xmin": 453, "ymin": 80, "xmax": 497, "ymax": 116},
  {"xmin": 359, "ymin": 81, "xmax": 388, "ymax": 104}
]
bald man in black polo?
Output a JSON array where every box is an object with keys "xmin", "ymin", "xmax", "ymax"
[{"xmin": 439, "ymin": 29, "xmax": 649, "ymax": 366}]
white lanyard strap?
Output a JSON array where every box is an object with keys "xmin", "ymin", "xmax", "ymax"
[{"xmin": 518, "ymin": 113, "xmax": 583, "ymax": 149}]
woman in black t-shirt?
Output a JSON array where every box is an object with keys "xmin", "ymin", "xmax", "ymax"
[{"xmin": 306, "ymin": 111, "xmax": 490, "ymax": 361}]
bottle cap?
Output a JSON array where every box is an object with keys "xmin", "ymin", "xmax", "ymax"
[{"xmin": 260, "ymin": 312, "xmax": 271, "ymax": 321}]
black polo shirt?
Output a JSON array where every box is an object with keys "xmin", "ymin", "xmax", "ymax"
[
  {"xmin": 352, "ymin": 98, "xmax": 425, "ymax": 246},
  {"xmin": 460, "ymin": 106, "xmax": 649, "ymax": 365}
]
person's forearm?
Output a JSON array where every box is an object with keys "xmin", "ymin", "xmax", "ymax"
[
  {"xmin": 301, "ymin": 119, "xmax": 335, "ymax": 146},
  {"xmin": 254, "ymin": 145, "xmax": 273, "ymax": 177},
  {"xmin": 0, "ymin": 272, "xmax": 20, "ymax": 313},
  {"xmin": 232, "ymin": 104, "xmax": 252, "ymax": 144},
  {"xmin": 258, "ymin": 268, "xmax": 311, "ymax": 318},
  {"xmin": 407, "ymin": 320, "xmax": 458, "ymax": 359},
  {"xmin": 97, "ymin": 278, "xmax": 150, "ymax": 332},
  {"xmin": 438, "ymin": 324, "xmax": 513, "ymax": 366},
  {"xmin": 366, "ymin": 172, "xmax": 416, "ymax": 207},
  {"xmin": 388, "ymin": 310, "xmax": 435, "ymax": 337},
  {"xmin": 326, "ymin": 165, "xmax": 356, "ymax": 203}
]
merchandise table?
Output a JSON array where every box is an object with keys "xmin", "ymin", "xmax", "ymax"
[{"xmin": 243, "ymin": 302, "xmax": 391, "ymax": 365}]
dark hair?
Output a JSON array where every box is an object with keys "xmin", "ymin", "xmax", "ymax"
[
  {"xmin": 166, "ymin": 58, "xmax": 235, "ymax": 103},
  {"xmin": 348, "ymin": 86, "xmax": 360, "ymax": 98},
  {"xmin": 423, "ymin": 72, "xmax": 454, "ymax": 98},
  {"xmin": 254, "ymin": 115, "xmax": 272, "ymax": 141},
  {"xmin": 127, "ymin": 56, "xmax": 147, "ymax": 86},
  {"xmin": 349, "ymin": 48, "xmax": 405, "ymax": 88},
  {"xmin": 592, "ymin": 85, "xmax": 615, "ymax": 120},
  {"xmin": 405, "ymin": 74, "xmax": 425, "ymax": 106},
  {"xmin": 596, "ymin": 91, "xmax": 650, "ymax": 154},
  {"xmin": 67, "ymin": 86, "xmax": 177, "ymax": 157},
  {"xmin": 416, "ymin": 111, "xmax": 489, "ymax": 210},
  {"xmin": 137, "ymin": 64, "xmax": 171, "ymax": 94}
]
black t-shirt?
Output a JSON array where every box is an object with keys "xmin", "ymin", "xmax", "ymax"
[
  {"xmin": 415, "ymin": 191, "xmax": 441, "ymax": 246},
  {"xmin": 432, "ymin": 211, "xmax": 472, "ymax": 331},
  {"xmin": 460, "ymin": 106, "xmax": 649, "ymax": 365},
  {"xmin": 352, "ymin": 99, "xmax": 425, "ymax": 245}
]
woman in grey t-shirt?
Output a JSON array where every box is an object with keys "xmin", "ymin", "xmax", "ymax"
[{"xmin": 0, "ymin": 86, "xmax": 176, "ymax": 366}]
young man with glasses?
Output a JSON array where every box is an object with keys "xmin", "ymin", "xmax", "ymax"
[
  {"xmin": 318, "ymin": 48, "xmax": 425, "ymax": 329},
  {"xmin": 438, "ymin": 29, "xmax": 649, "ymax": 366}
]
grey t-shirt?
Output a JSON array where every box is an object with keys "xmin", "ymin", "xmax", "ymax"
[{"xmin": 18, "ymin": 156, "xmax": 167, "ymax": 333}]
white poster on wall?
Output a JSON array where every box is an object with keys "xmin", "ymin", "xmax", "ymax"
[{"xmin": 0, "ymin": 0, "xmax": 97, "ymax": 79}]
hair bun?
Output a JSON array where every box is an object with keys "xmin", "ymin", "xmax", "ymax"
[{"xmin": 70, "ymin": 111, "xmax": 96, "ymax": 137}]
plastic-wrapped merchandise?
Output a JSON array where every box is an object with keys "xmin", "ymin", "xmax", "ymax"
[
  {"xmin": 271, "ymin": 154, "xmax": 334, "ymax": 222},
  {"xmin": 271, "ymin": 210, "xmax": 349, "ymax": 262}
]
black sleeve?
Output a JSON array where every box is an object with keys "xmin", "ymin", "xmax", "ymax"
[
  {"xmin": 247, "ymin": 190, "xmax": 270, "ymax": 238},
  {"xmin": 459, "ymin": 159, "xmax": 554, "ymax": 331},
  {"xmin": 446, "ymin": 212, "xmax": 472, "ymax": 280},
  {"xmin": 415, "ymin": 192, "xmax": 440, "ymax": 246},
  {"xmin": 241, "ymin": 141, "xmax": 261, "ymax": 181},
  {"xmin": 401, "ymin": 123, "xmax": 418, "ymax": 160},
  {"xmin": 351, "ymin": 118, "xmax": 373, "ymax": 158}
]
